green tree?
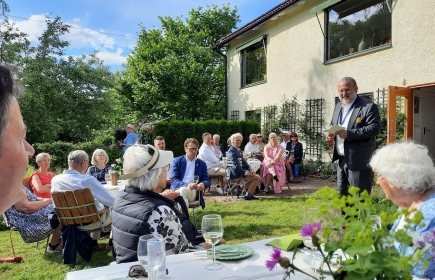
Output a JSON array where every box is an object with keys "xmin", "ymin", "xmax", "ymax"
[
  {"xmin": 118, "ymin": 4, "xmax": 239, "ymax": 121},
  {"xmin": 18, "ymin": 15, "xmax": 119, "ymax": 143}
]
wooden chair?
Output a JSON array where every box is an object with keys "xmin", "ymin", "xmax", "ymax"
[{"xmin": 51, "ymin": 188, "xmax": 111, "ymax": 233}]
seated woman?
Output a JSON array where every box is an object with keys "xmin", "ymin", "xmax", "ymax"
[
  {"xmin": 261, "ymin": 133, "xmax": 286, "ymax": 194},
  {"xmin": 86, "ymin": 149, "xmax": 113, "ymax": 184},
  {"xmin": 285, "ymin": 132, "xmax": 303, "ymax": 181},
  {"xmin": 30, "ymin": 153, "xmax": 55, "ymax": 199},
  {"xmin": 369, "ymin": 142, "xmax": 435, "ymax": 278},
  {"xmin": 111, "ymin": 144, "xmax": 192, "ymax": 263},
  {"xmin": 5, "ymin": 185, "xmax": 62, "ymax": 253}
]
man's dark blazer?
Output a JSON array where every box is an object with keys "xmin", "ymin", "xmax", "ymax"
[
  {"xmin": 226, "ymin": 146, "xmax": 251, "ymax": 180},
  {"xmin": 170, "ymin": 156, "xmax": 210, "ymax": 190},
  {"xmin": 330, "ymin": 96, "xmax": 381, "ymax": 171},
  {"xmin": 285, "ymin": 142, "xmax": 303, "ymax": 164}
]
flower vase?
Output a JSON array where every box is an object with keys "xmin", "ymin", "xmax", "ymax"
[{"xmin": 111, "ymin": 172, "xmax": 118, "ymax": 185}]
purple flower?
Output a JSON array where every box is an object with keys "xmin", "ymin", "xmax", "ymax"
[
  {"xmin": 417, "ymin": 241, "xmax": 426, "ymax": 248},
  {"xmin": 265, "ymin": 248, "xmax": 281, "ymax": 271},
  {"xmin": 300, "ymin": 222, "xmax": 322, "ymax": 237}
]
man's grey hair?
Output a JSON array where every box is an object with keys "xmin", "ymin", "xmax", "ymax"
[
  {"xmin": 123, "ymin": 144, "xmax": 165, "ymax": 191},
  {"xmin": 202, "ymin": 132, "xmax": 211, "ymax": 139},
  {"xmin": 338, "ymin": 77, "xmax": 358, "ymax": 88},
  {"xmin": 0, "ymin": 64, "xmax": 21, "ymax": 152},
  {"xmin": 249, "ymin": 134, "xmax": 257, "ymax": 139},
  {"xmin": 213, "ymin": 134, "xmax": 220, "ymax": 139},
  {"xmin": 369, "ymin": 142, "xmax": 435, "ymax": 193},
  {"xmin": 230, "ymin": 133, "xmax": 243, "ymax": 144},
  {"xmin": 68, "ymin": 150, "xmax": 89, "ymax": 166}
]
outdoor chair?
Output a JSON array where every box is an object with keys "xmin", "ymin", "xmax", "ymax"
[
  {"xmin": 51, "ymin": 188, "xmax": 111, "ymax": 233},
  {"xmin": 221, "ymin": 157, "xmax": 246, "ymax": 200},
  {"xmin": 2, "ymin": 212, "xmax": 50, "ymax": 255},
  {"xmin": 189, "ymin": 200, "xmax": 201, "ymax": 227}
]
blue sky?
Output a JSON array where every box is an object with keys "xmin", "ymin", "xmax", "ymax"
[{"xmin": 7, "ymin": 0, "xmax": 283, "ymax": 71}]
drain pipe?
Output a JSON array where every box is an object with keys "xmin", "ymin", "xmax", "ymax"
[{"xmin": 214, "ymin": 45, "xmax": 228, "ymax": 120}]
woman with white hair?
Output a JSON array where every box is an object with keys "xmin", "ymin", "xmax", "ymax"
[
  {"xmin": 111, "ymin": 144, "xmax": 193, "ymax": 264},
  {"xmin": 30, "ymin": 153, "xmax": 55, "ymax": 198},
  {"xmin": 86, "ymin": 149, "xmax": 113, "ymax": 184},
  {"xmin": 369, "ymin": 142, "xmax": 435, "ymax": 278}
]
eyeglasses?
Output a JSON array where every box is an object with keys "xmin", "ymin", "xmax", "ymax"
[
  {"xmin": 128, "ymin": 265, "xmax": 168, "ymax": 278},
  {"xmin": 186, "ymin": 147, "xmax": 198, "ymax": 151}
]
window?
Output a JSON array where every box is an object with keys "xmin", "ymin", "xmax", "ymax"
[
  {"xmin": 245, "ymin": 110, "xmax": 261, "ymax": 123},
  {"xmin": 241, "ymin": 39, "xmax": 267, "ymax": 87},
  {"xmin": 327, "ymin": 0, "xmax": 392, "ymax": 60}
]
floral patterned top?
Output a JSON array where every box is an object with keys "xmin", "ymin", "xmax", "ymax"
[
  {"xmin": 147, "ymin": 205, "xmax": 189, "ymax": 255},
  {"xmin": 86, "ymin": 165, "xmax": 113, "ymax": 184}
]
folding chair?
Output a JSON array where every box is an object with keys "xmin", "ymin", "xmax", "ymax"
[
  {"xmin": 2, "ymin": 212, "xmax": 50, "ymax": 255},
  {"xmin": 222, "ymin": 157, "xmax": 246, "ymax": 200},
  {"xmin": 51, "ymin": 188, "xmax": 111, "ymax": 233}
]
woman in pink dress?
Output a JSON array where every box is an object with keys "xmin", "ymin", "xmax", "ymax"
[{"xmin": 261, "ymin": 133, "xmax": 286, "ymax": 194}]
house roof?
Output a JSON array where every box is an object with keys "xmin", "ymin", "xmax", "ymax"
[{"xmin": 216, "ymin": 0, "xmax": 302, "ymax": 48}]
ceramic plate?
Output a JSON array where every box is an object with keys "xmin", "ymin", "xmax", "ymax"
[{"xmin": 208, "ymin": 245, "xmax": 254, "ymax": 260}]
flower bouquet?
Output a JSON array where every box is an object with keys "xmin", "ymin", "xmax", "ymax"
[
  {"xmin": 266, "ymin": 186, "xmax": 435, "ymax": 280},
  {"xmin": 111, "ymin": 158, "xmax": 123, "ymax": 176}
]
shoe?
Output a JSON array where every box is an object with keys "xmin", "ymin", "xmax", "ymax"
[
  {"xmin": 244, "ymin": 194, "xmax": 259, "ymax": 200},
  {"xmin": 216, "ymin": 185, "xmax": 223, "ymax": 195},
  {"xmin": 236, "ymin": 185, "xmax": 242, "ymax": 197},
  {"xmin": 46, "ymin": 242, "xmax": 62, "ymax": 253}
]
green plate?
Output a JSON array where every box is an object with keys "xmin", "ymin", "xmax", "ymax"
[{"xmin": 208, "ymin": 245, "xmax": 254, "ymax": 260}]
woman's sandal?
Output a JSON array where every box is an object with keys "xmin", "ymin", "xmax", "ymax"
[{"xmin": 47, "ymin": 242, "xmax": 62, "ymax": 253}]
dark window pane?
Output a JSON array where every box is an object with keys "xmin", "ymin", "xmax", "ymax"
[{"xmin": 242, "ymin": 41, "xmax": 266, "ymax": 86}]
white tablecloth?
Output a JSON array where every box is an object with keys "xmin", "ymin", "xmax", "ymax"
[
  {"xmin": 247, "ymin": 160, "xmax": 262, "ymax": 172},
  {"xmin": 65, "ymin": 237, "xmax": 327, "ymax": 280},
  {"xmin": 103, "ymin": 180, "xmax": 126, "ymax": 196}
]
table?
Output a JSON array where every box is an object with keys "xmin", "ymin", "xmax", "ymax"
[
  {"xmin": 65, "ymin": 237, "xmax": 326, "ymax": 280},
  {"xmin": 247, "ymin": 160, "xmax": 262, "ymax": 172},
  {"xmin": 104, "ymin": 180, "xmax": 125, "ymax": 196}
]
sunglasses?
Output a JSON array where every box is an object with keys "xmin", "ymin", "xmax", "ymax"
[
  {"xmin": 257, "ymin": 136, "xmax": 263, "ymax": 138},
  {"xmin": 128, "ymin": 265, "xmax": 168, "ymax": 278}
]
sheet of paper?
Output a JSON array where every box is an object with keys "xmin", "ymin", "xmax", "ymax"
[{"xmin": 323, "ymin": 125, "xmax": 345, "ymax": 134}]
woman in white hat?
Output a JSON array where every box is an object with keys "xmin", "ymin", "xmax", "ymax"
[{"xmin": 120, "ymin": 124, "xmax": 139, "ymax": 152}]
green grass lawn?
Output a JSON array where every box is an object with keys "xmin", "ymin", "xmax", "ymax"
[{"xmin": 0, "ymin": 187, "xmax": 395, "ymax": 280}]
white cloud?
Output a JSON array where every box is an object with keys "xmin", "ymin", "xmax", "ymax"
[
  {"xmin": 72, "ymin": 17, "xmax": 81, "ymax": 23},
  {"xmin": 95, "ymin": 48, "xmax": 126, "ymax": 65}
]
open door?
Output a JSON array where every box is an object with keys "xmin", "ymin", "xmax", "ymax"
[{"xmin": 387, "ymin": 86, "xmax": 413, "ymax": 143}]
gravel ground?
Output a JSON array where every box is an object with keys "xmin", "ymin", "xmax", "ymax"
[{"xmin": 204, "ymin": 176, "xmax": 336, "ymax": 204}]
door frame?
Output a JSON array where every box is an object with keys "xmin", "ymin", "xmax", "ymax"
[{"xmin": 387, "ymin": 86, "xmax": 413, "ymax": 143}]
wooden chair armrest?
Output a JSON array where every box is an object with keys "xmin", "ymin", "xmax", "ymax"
[{"xmin": 98, "ymin": 208, "xmax": 110, "ymax": 215}]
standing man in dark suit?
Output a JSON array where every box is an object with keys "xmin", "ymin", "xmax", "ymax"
[
  {"xmin": 227, "ymin": 133, "xmax": 261, "ymax": 200},
  {"xmin": 326, "ymin": 77, "xmax": 381, "ymax": 197}
]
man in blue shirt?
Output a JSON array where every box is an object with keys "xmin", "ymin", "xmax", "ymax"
[
  {"xmin": 120, "ymin": 124, "xmax": 139, "ymax": 152},
  {"xmin": 51, "ymin": 150, "xmax": 114, "ymax": 239}
]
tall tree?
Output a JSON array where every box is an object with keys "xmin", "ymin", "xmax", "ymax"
[
  {"xmin": 19, "ymin": 16, "xmax": 118, "ymax": 143},
  {"xmin": 118, "ymin": 4, "xmax": 239, "ymax": 121}
]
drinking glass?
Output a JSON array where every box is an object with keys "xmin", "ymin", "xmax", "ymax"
[
  {"xmin": 137, "ymin": 234, "xmax": 165, "ymax": 280},
  {"xmin": 303, "ymin": 207, "xmax": 320, "ymax": 277},
  {"xmin": 193, "ymin": 175, "xmax": 199, "ymax": 184},
  {"xmin": 369, "ymin": 215, "xmax": 381, "ymax": 231},
  {"xmin": 105, "ymin": 173, "xmax": 112, "ymax": 184},
  {"xmin": 202, "ymin": 214, "xmax": 224, "ymax": 270}
]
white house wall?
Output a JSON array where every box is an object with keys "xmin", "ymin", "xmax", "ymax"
[{"xmin": 227, "ymin": 0, "xmax": 435, "ymax": 124}]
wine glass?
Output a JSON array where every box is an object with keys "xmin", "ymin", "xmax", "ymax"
[
  {"xmin": 193, "ymin": 175, "xmax": 199, "ymax": 184},
  {"xmin": 137, "ymin": 234, "xmax": 165, "ymax": 280},
  {"xmin": 105, "ymin": 173, "xmax": 112, "ymax": 185},
  {"xmin": 303, "ymin": 207, "xmax": 320, "ymax": 277},
  {"xmin": 202, "ymin": 214, "xmax": 224, "ymax": 270}
]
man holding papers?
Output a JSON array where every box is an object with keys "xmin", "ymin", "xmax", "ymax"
[{"xmin": 326, "ymin": 77, "xmax": 380, "ymax": 197}]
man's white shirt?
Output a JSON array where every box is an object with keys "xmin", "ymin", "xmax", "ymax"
[
  {"xmin": 198, "ymin": 143, "xmax": 222, "ymax": 169},
  {"xmin": 244, "ymin": 142, "xmax": 261, "ymax": 153}
]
